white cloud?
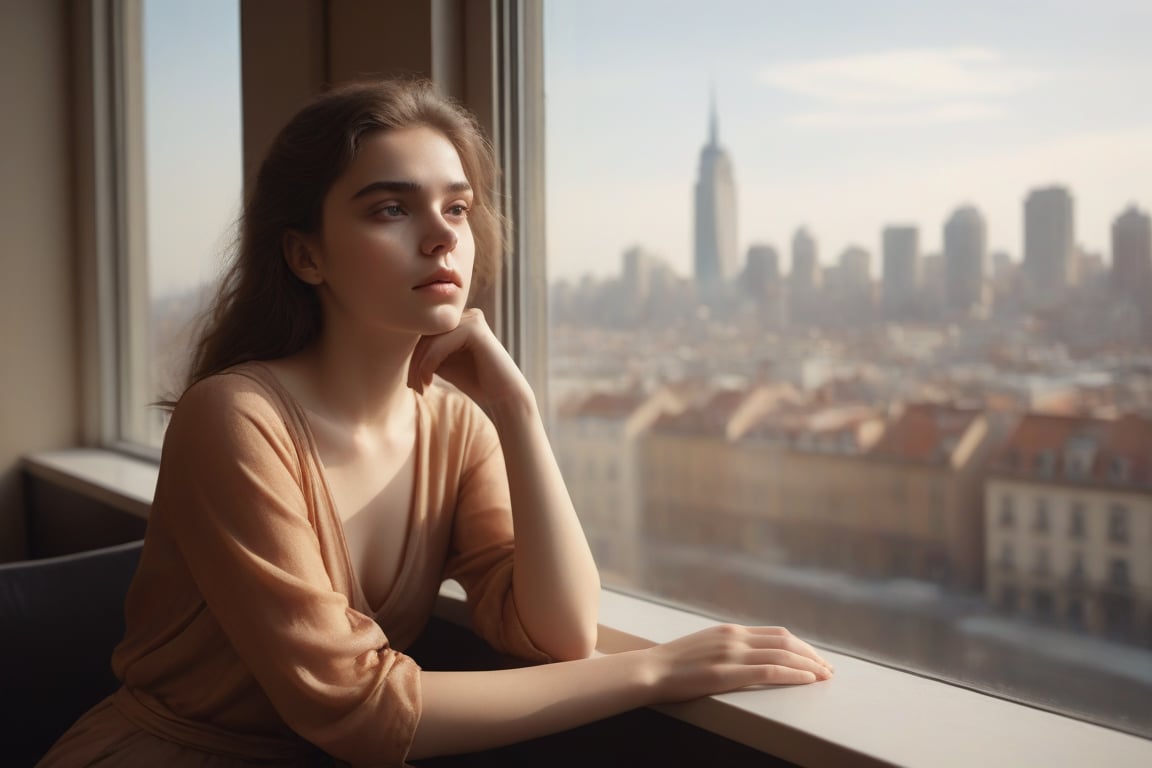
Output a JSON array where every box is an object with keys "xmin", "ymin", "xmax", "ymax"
[
  {"xmin": 760, "ymin": 47, "xmax": 1040, "ymax": 107},
  {"xmin": 788, "ymin": 101, "xmax": 1003, "ymax": 130}
]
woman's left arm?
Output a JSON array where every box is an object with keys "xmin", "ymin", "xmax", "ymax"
[{"xmin": 409, "ymin": 309, "xmax": 601, "ymax": 660}]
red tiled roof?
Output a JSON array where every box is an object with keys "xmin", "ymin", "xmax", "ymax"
[
  {"xmin": 567, "ymin": 391, "xmax": 646, "ymax": 420},
  {"xmin": 651, "ymin": 388, "xmax": 747, "ymax": 436},
  {"xmin": 990, "ymin": 412, "xmax": 1152, "ymax": 487},
  {"xmin": 867, "ymin": 403, "xmax": 980, "ymax": 464}
]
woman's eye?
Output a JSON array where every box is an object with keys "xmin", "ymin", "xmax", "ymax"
[
  {"xmin": 375, "ymin": 204, "xmax": 405, "ymax": 218},
  {"xmin": 447, "ymin": 204, "xmax": 470, "ymax": 217}
]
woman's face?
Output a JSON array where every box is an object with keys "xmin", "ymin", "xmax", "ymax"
[{"xmin": 304, "ymin": 125, "xmax": 476, "ymax": 340}]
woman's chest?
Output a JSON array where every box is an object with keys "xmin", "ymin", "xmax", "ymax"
[{"xmin": 312, "ymin": 422, "xmax": 419, "ymax": 610}]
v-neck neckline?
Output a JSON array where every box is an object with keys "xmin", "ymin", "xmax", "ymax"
[{"xmin": 240, "ymin": 361, "xmax": 425, "ymax": 619}]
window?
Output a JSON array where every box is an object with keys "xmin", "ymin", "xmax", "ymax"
[
  {"xmin": 1034, "ymin": 450, "xmax": 1055, "ymax": 478},
  {"xmin": 1069, "ymin": 552, "xmax": 1085, "ymax": 584},
  {"xmin": 1109, "ymin": 505, "xmax": 1131, "ymax": 545},
  {"xmin": 1069, "ymin": 502, "xmax": 1086, "ymax": 539},
  {"xmin": 1033, "ymin": 498, "xmax": 1050, "ymax": 534},
  {"xmin": 545, "ymin": 0, "xmax": 1152, "ymax": 741},
  {"xmin": 1110, "ymin": 456, "xmax": 1131, "ymax": 482},
  {"xmin": 1033, "ymin": 547, "xmax": 1050, "ymax": 577},
  {"xmin": 1000, "ymin": 542, "xmax": 1015, "ymax": 571},
  {"xmin": 1064, "ymin": 435, "xmax": 1095, "ymax": 478},
  {"xmin": 999, "ymin": 494, "xmax": 1015, "ymax": 528},
  {"xmin": 1109, "ymin": 558, "xmax": 1131, "ymax": 590},
  {"xmin": 110, "ymin": 0, "xmax": 242, "ymax": 451}
]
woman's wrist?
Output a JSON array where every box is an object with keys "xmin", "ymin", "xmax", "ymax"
[
  {"xmin": 623, "ymin": 647, "xmax": 664, "ymax": 704},
  {"xmin": 483, "ymin": 384, "xmax": 540, "ymax": 428}
]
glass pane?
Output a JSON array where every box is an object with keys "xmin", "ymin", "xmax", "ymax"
[
  {"xmin": 545, "ymin": 0, "xmax": 1152, "ymax": 738},
  {"xmin": 121, "ymin": 0, "xmax": 242, "ymax": 447}
]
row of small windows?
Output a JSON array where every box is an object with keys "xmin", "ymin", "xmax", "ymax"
[
  {"xmin": 1007, "ymin": 449, "xmax": 1132, "ymax": 482},
  {"xmin": 999, "ymin": 546, "xmax": 1131, "ymax": 587},
  {"xmin": 998, "ymin": 495, "xmax": 1131, "ymax": 543}
]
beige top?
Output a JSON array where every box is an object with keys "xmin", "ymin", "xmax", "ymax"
[{"xmin": 38, "ymin": 362, "xmax": 548, "ymax": 768}]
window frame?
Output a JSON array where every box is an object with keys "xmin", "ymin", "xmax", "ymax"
[{"xmin": 65, "ymin": 0, "xmax": 1152, "ymax": 761}]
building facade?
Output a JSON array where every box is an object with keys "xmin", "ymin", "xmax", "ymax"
[{"xmin": 985, "ymin": 413, "xmax": 1152, "ymax": 644}]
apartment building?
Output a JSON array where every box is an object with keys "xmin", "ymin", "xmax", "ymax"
[
  {"xmin": 641, "ymin": 394, "xmax": 993, "ymax": 591},
  {"xmin": 986, "ymin": 413, "xmax": 1152, "ymax": 643},
  {"xmin": 552, "ymin": 387, "xmax": 683, "ymax": 586}
]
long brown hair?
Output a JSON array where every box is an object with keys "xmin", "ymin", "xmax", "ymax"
[{"xmin": 179, "ymin": 77, "xmax": 504, "ymax": 396}]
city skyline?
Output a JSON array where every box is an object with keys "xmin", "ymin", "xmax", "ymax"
[
  {"xmin": 545, "ymin": 0, "xmax": 1152, "ymax": 283},
  {"xmin": 555, "ymin": 176, "xmax": 1145, "ymax": 288},
  {"xmin": 138, "ymin": 0, "xmax": 1152, "ymax": 296}
]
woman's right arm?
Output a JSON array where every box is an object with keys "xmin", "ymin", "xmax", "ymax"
[{"xmin": 408, "ymin": 623, "xmax": 833, "ymax": 759}]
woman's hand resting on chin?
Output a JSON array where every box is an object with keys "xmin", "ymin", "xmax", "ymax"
[{"xmin": 407, "ymin": 308, "xmax": 532, "ymax": 410}]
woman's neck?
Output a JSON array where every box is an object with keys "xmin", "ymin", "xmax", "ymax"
[{"xmin": 288, "ymin": 327, "xmax": 419, "ymax": 431}]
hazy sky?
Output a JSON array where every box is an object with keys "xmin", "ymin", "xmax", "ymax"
[
  {"xmin": 142, "ymin": 0, "xmax": 1152, "ymax": 293},
  {"xmin": 144, "ymin": 0, "xmax": 242, "ymax": 297},
  {"xmin": 544, "ymin": 0, "xmax": 1152, "ymax": 281}
]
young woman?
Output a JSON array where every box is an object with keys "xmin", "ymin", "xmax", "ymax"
[{"xmin": 39, "ymin": 78, "xmax": 833, "ymax": 768}]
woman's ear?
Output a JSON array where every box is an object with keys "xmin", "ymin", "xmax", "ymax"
[{"xmin": 282, "ymin": 230, "xmax": 324, "ymax": 285}]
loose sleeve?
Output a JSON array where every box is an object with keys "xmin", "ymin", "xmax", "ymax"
[
  {"xmin": 441, "ymin": 400, "xmax": 552, "ymax": 664},
  {"xmin": 154, "ymin": 376, "xmax": 420, "ymax": 767}
]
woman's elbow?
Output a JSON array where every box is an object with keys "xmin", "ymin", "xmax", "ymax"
[{"xmin": 546, "ymin": 625, "xmax": 599, "ymax": 661}]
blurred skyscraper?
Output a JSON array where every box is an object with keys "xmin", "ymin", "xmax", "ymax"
[
  {"xmin": 828, "ymin": 245, "xmax": 873, "ymax": 327},
  {"xmin": 882, "ymin": 225, "xmax": 921, "ymax": 322},
  {"xmin": 944, "ymin": 205, "xmax": 988, "ymax": 317},
  {"xmin": 693, "ymin": 93, "xmax": 738, "ymax": 305},
  {"xmin": 789, "ymin": 226, "xmax": 820, "ymax": 326},
  {"xmin": 743, "ymin": 243, "xmax": 779, "ymax": 297},
  {"xmin": 1111, "ymin": 205, "xmax": 1151, "ymax": 304},
  {"xmin": 744, "ymin": 243, "xmax": 786, "ymax": 329},
  {"xmin": 621, "ymin": 245, "xmax": 653, "ymax": 304},
  {"xmin": 1112, "ymin": 205, "xmax": 1152, "ymax": 341},
  {"xmin": 1023, "ymin": 186, "xmax": 1076, "ymax": 308}
]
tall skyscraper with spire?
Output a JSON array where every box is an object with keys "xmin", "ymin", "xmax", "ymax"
[{"xmin": 693, "ymin": 92, "xmax": 738, "ymax": 304}]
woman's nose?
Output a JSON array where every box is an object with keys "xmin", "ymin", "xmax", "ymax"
[{"xmin": 422, "ymin": 216, "xmax": 458, "ymax": 256}]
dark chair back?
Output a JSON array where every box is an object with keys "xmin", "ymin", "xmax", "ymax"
[{"xmin": 0, "ymin": 539, "xmax": 144, "ymax": 766}]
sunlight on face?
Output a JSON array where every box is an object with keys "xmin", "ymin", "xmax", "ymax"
[{"xmin": 310, "ymin": 127, "xmax": 478, "ymax": 339}]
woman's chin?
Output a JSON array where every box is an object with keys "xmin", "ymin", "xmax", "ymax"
[{"xmin": 421, "ymin": 306, "xmax": 467, "ymax": 335}]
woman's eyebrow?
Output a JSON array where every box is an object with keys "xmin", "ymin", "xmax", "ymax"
[{"xmin": 350, "ymin": 179, "xmax": 472, "ymax": 200}]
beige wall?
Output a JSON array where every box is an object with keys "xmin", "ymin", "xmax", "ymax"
[{"xmin": 0, "ymin": 0, "xmax": 80, "ymax": 561}]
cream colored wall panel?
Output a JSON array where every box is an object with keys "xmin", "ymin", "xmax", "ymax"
[{"xmin": 0, "ymin": 0, "xmax": 79, "ymax": 560}]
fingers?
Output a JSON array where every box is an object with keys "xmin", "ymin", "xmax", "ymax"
[
  {"xmin": 653, "ymin": 624, "xmax": 834, "ymax": 702},
  {"xmin": 746, "ymin": 665, "xmax": 819, "ymax": 687},
  {"xmin": 407, "ymin": 333, "xmax": 452, "ymax": 393},
  {"xmin": 743, "ymin": 649, "xmax": 832, "ymax": 681},
  {"xmin": 407, "ymin": 310, "xmax": 483, "ymax": 393},
  {"xmin": 704, "ymin": 624, "xmax": 834, "ymax": 686},
  {"xmin": 745, "ymin": 626, "xmax": 835, "ymax": 672}
]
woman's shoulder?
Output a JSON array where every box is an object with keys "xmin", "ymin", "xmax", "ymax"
[{"xmin": 171, "ymin": 362, "xmax": 289, "ymax": 427}]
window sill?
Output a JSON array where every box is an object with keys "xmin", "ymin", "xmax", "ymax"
[
  {"xmin": 23, "ymin": 449, "xmax": 155, "ymax": 520},
  {"xmin": 26, "ymin": 449, "xmax": 1152, "ymax": 767}
]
